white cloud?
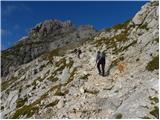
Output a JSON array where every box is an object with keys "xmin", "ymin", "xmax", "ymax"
[
  {"xmin": 2, "ymin": 5, "xmax": 17, "ymax": 16},
  {"xmin": 2, "ymin": 4, "xmax": 31, "ymax": 17},
  {"xmin": 1, "ymin": 28, "xmax": 11, "ymax": 36},
  {"xmin": 21, "ymin": 4, "xmax": 32, "ymax": 12},
  {"xmin": 1, "ymin": 29, "xmax": 6, "ymax": 36},
  {"xmin": 13, "ymin": 24, "xmax": 20, "ymax": 30}
]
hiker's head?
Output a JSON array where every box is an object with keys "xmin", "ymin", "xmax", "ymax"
[{"xmin": 97, "ymin": 51, "xmax": 100, "ymax": 54}]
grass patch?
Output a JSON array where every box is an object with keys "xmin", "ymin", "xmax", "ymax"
[
  {"xmin": 66, "ymin": 58, "xmax": 74, "ymax": 69},
  {"xmin": 1, "ymin": 76, "xmax": 18, "ymax": 91},
  {"xmin": 113, "ymin": 40, "xmax": 137, "ymax": 54},
  {"xmin": 79, "ymin": 74, "xmax": 90, "ymax": 80},
  {"xmin": 47, "ymin": 76, "xmax": 59, "ymax": 82},
  {"xmin": 53, "ymin": 57, "xmax": 74, "ymax": 75},
  {"xmin": 45, "ymin": 99, "xmax": 59, "ymax": 108},
  {"xmin": 93, "ymin": 29, "xmax": 128, "ymax": 54},
  {"xmin": 151, "ymin": 1, "xmax": 159, "ymax": 6},
  {"xmin": 142, "ymin": 116, "xmax": 151, "ymax": 119},
  {"xmin": 45, "ymin": 57, "xmax": 75, "ymax": 96},
  {"xmin": 154, "ymin": 38, "xmax": 159, "ymax": 43},
  {"xmin": 26, "ymin": 84, "xmax": 31, "ymax": 88},
  {"xmin": 31, "ymin": 77, "xmax": 45, "ymax": 90},
  {"xmin": 12, "ymin": 105, "xmax": 39, "ymax": 119},
  {"xmin": 113, "ymin": 20, "xmax": 130, "ymax": 30},
  {"xmin": 64, "ymin": 67, "xmax": 77, "ymax": 86},
  {"xmin": 139, "ymin": 23, "xmax": 149, "ymax": 30},
  {"xmin": 16, "ymin": 97, "xmax": 28, "ymax": 108},
  {"xmin": 115, "ymin": 113, "xmax": 123, "ymax": 119},
  {"xmin": 54, "ymin": 85, "xmax": 69, "ymax": 96},
  {"xmin": 12, "ymin": 93, "xmax": 48, "ymax": 119},
  {"xmin": 150, "ymin": 106, "xmax": 159, "ymax": 119},
  {"xmin": 112, "ymin": 30, "xmax": 128, "ymax": 42},
  {"xmin": 84, "ymin": 88, "xmax": 99, "ymax": 95},
  {"xmin": 149, "ymin": 96, "xmax": 159, "ymax": 104},
  {"xmin": 105, "ymin": 20, "xmax": 130, "ymax": 32},
  {"xmin": 146, "ymin": 55, "xmax": 159, "ymax": 71}
]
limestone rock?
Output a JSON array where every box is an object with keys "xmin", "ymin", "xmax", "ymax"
[
  {"xmin": 57, "ymin": 98, "xmax": 64, "ymax": 109},
  {"xmin": 1, "ymin": 1, "xmax": 159, "ymax": 119}
]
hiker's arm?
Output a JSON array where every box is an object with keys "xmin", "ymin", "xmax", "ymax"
[{"xmin": 96, "ymin": 55, "xmax": 99, "ymax": 63}]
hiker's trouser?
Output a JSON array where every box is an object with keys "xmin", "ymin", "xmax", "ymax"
[
  {"xmin": 97, "ymin": 62, "xmax": 105, "ymax": 76},
  {"xmin": 78, "ymin": 53, "xmax": 81, "ymax": 58}
]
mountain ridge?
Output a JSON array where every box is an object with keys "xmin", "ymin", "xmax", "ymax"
[{"xmin": 1, "ymin": 19, "xmax": 96, "ymax": 77}]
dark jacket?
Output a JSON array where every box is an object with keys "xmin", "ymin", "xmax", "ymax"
[
  {"xmin": 96, "ymin": 52, "xmax": 101, "ymax": 63},
  {"xmin": 99, "ymin": 52, "xmax": 106, "ymax": 64},
  {"xmin": 78, "ymin": 49, "xmax": 82, "ymax": 54}
]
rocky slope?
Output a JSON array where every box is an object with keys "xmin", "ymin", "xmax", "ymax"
[
  {"xmin": 1, "ymin": 20, "xmax": 96, "ymax": 77},
  {"xmin": 1, "ymin": 1, "xmax": 159, "ymax": 119}
]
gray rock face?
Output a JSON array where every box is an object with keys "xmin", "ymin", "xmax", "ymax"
[
  {"xmin": 1, "ymin": 20, "xmax": 96, "ymax": 77},
  {"xmin": 132, "ymin": 1, "xmax": 158, "ymax": 25},
  {"xmin": 1, "ymin": 1, "xmax": 159, "ymax": 119}
]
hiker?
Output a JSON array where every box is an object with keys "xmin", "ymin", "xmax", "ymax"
[
  {"xmin": 77, "ymin": 49, "xmax": 82, "ymax": 59},
  {"xmin": 43, "ymin": 27, "xmax": 47, "ymax": 36},
  {"xmin": 74, "ymin": 48, "xmax": 78, "ymax": 54},
  {"xmin": 96, "ymin": 51, "xmax": 106, "ymax": 76}
]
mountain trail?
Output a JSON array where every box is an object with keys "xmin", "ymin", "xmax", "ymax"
[{"xmin": 1, "ymin": 1, "xmax": 159, "ymax": 119}]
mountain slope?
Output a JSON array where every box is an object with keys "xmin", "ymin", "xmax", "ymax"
[
  {"xmin": 1, "ymin": 1, "xmax": 159, "ymax": 119},
  {"xmin": 1, "ymin": 20, "xmax": 96, "ymax": 77}
]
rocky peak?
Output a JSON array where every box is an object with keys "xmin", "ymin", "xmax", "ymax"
[
  {"xmin": 1, "ymin": 19, "xmax": 96, "ymax": 77},
  {"xmin": 29, "ymin": 19, "xmax": 75, "ymax": 39}
]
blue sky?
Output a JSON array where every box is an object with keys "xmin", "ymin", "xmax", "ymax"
[{"xmin": 1, "ymin": 1, "xmax": 148, "ymax": 50}]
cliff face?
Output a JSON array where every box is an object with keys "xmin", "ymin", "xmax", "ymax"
[
  {"xmin": 1, "ymin": 20, "xmax": 96, "ymax": 77},
  {"xmin": 1, "ymin": 1, "xmax": 159, "ymax": 119}
]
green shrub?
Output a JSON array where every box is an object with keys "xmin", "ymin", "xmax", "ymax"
[
  {"xmin": 113, "ymin": 30, "xmax": 128, "ymax": 42},
  {"xmin": 54, "ymin": 85, "xmax": 69, "ymax": 96},
  {"xmin": 139, "ymin": 23, "xmax": 149, "ymax": 30},
  {"xmin": 93, "ymin": 29, "xmax": 128, "ymax": 52},
  {"xmin": 115, "ymin": 113, "xmax": 123, "ymax": 119},
  {"xmin": 149, "ymin": 96, "xmax": 159, "ymax": 104},
  {"xmin": 47, "ymin": 76, "xmax": 58, "ymax": 82},
  {"xmin": 16, "ymin": 97, "xmax": 28, "ymax": 108},
  {"xmin": 12, "ymin": 93, "xmax": 48, "ymax": 118},
  {"xmin": 45, "ymin": 99, "xmax": 59, "ymax": 108},
  {"xmin": 105, "ymin": 20, "xmax": 130, "ymax": 32},
  {"xmin": 79, "ymin": 74, "xmax": 90, "ymax": 80},
  {"xmin": 154, "ymin": 38, "xmax": 159, "ymax": 43},
  {"xmin": 1, "ymin": 76, "xmax": 18, "ymax": 91},
  {"xmin": 146, "ymin": 55, "xmax": 159, "ymax": 71},
  {"xmin": 142, "ymin": 116, "xmax": 151, "ymax": 119},
  {"xmin": 150, "ymin": 106, "xmax": 159, "ymax": 119},
  {"xmin": 12, "ymin": 105, "xmax": 39, "ymax": 119},
  {"xmin": 151, "ymin": 1, "xmax": 159, "ymax": 6}
]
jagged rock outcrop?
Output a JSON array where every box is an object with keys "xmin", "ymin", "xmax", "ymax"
[
  {"xmin": 1, "ymin": 1, "xmax": 159, "ymax": 119},
  {"xmin": 1, "ymin": 19, "xmax": 96, "ymax": 78}
]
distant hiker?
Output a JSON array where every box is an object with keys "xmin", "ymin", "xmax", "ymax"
[
  {"xmin": 43, "ymin": 27, "xmax": 47, "ymax": 36},
  {"xmin": 77, "ymin": 49, "xmax": 82, "ymax": 59},
  {"xmin": 74, "ymin": 48, "xmax": 78, "ymax": 54},
  {"xmin": 96, "ymin": 51, "xmax": 106, "ymax": 76}
]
